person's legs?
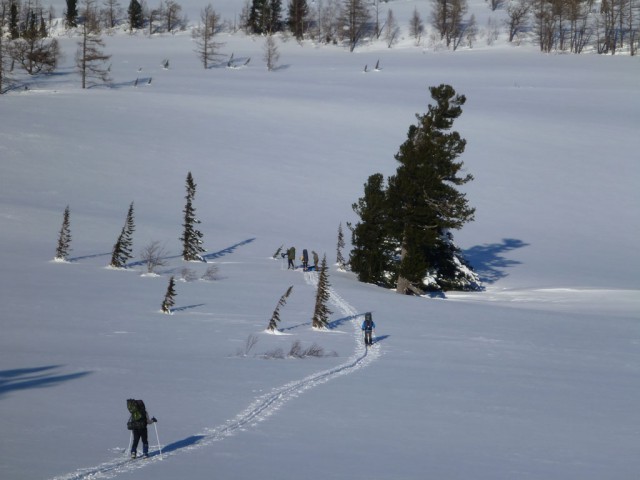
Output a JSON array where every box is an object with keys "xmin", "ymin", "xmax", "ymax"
[
  {"xmin": 141, "ymin": 428, "xmax": 149, "ymax": 456},
  {"xmin": 131, "ymin": 430, "xmax": 141, "ymax": 457}
]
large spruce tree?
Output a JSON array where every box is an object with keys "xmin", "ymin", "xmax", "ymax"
[
  {"xmin": 388, "ymin": 84, "xmax": 476, "ymax": 293},
  {"xmin": 350, "ymin": 85, "xmax": 480, "ymax": 293}
]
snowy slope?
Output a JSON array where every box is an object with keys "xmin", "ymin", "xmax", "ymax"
[{"xmin": 1, "ymin": 2, "xmax": 639, "ymax": 479}]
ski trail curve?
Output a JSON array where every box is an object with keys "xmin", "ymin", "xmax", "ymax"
[{"xmin": 50, "ymin": 270, "xmax": 380, "ymax": 480}]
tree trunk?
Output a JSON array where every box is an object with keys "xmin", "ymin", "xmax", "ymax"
[{"xmin": 396, "ymin": 243, "xmax": 410, "ymax": 294}]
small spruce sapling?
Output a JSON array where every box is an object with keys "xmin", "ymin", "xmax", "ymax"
[
  {"xmin": 55, "ymin": 205, "xmax": 72, "ymax": 261},
  {"xmin": 336, "ymin": 222, "xmax": 346, "ymax": 269},
  {"xmin": 267, "ymin": 285, "xmax": 293, "ymax": 332},
  {"xmin": 180, "ymin": 172, "xmax": 206, "ymax": 262},
  {"xmin": 312, "ymin": 255, "xmax": 332, "ymax": 329},
  {"xmin": 161, "ymin": 276, "xmax": 176, "ymax": 313},
  {"xmin": 110, "ymin": 202, "xmax": 135, "ymax": 268}
]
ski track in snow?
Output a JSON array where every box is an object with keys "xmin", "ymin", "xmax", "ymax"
[{"xmin": 50, "ymin": 270, "xmax": 379, "ymax": 480}]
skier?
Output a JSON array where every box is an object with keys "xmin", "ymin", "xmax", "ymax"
[
  {"xmin": 302, "ymin": 249, "xmax": 309, "ymax": 271},
  {"xmin": 312, "ymin": 250, "xmax": 319, "ymax": 270},
  {"xmin": 287, "ymin": 246, "xmax": 296, "ymax": 269},
  {"xmin": 126, "ymin": 399, "xmax": 157, "ymax": 459},
  {"xmin": 361, "ymin": 312, "xmax": 376, "ymax": 346}
]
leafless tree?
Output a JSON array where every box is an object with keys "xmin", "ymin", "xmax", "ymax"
[
  {"xmin": 140, "ymin": 240, "xmax": 168, "ymax": 273},
  {"xmin": 532, "ymin": 0, "xmax": 557, "ymax": 52},
  {"xmin": 566, "ymin": 0, "xmax": 592, "ymax": 53},
  {"xmin": 8, "ymin": 3, "xmax": 61, "ymax": 75},
  {"xmin": 162, "ymin": 0, "xmax": 184, "ymax": 32},
  {"xmin": 236, "ymin": 334, "xmax": 259, "ymax": 356},
  {"xmin": 371, "ymin": 0, "xmax": 382, "ymax": 38},
  {"xmin": 179, "ymin": 267, "xmax": 198, "ymax": 282},
  {"xmin": 314, "ymin": 0, "xmax": 340, "ymax": 43},
  {"xmin": 263, "ymin": 33, "xmax": 280, "ymax": 70},
  {"xmin": 76, "ymin": 0, "xmax": 111, "ymax": 88},
  {"xmin": 384, "ymin": 8, "xmax": 400, "ymax": 47},
  {"xmin": 431, "ymin": 0, "xmax": 469, "ymax": 48},
  {"xmin": 0, "ymin": 0, "xmax": 8, "ymax": 93},
  {"xmin": 505, "ymin": 0, "xmax": 531, "ymax": 43},
  {"xmin": 193, "ymin": 4, "xmax": 224, "ymax": 68},
  {"xmin": 409, "ymin": 6, "xmax": 424, "ymax": 45},
  {"xmin": 101, "ymin": 0, "xmax": 121, "ymax": 28},
  {"xmin": 201, "ymin": 264, "xmax": 219, "ymax": 281},
  {"xmin": 339, "ymin": 0, "xmax": 371, "ymax": 51}
]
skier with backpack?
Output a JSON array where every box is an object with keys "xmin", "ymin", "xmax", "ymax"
[
  {"xmin": 287, "ymin": 246, "xmax": 296, "ymax": 269},
  {"xmin": 126, "ymin": 399, "xmax": 157, "ymax": 459},
  {"xmin": 361, "ymin": 312, "xmax": 376, "ymax": 346}
]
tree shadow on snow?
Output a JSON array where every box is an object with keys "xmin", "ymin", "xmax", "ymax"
[
  {"xmin": 67, "ymin": 252, "xmax": 112, "ymax": 262},
  {"xmin": 280, "ymin": 321, "xmax": 312, "ymax": 332},
  {"xmin": 202, "ymin": 238, "xmax": 256, "ymax": 261},
  {"xmin": 171, "ymin": 304, "xmax": 206, "ymax": 313},
  {"xmin": 464, "ymin": 238, "xmax": 529, "ymax": 285},
  {"xmin": 327, "ymin": 314, "xmax": 361, "ymax": 330},
  {"xmin": 0, "ymin": 365, "xmax": 91, "ymax": 399}
]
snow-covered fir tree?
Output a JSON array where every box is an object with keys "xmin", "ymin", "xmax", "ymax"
[
  {"xmin": 180, "ymin": 172, "xmax": 206, "ymax": 262},
  {"xmin": 267, "ymin": 285, "xmax": 293, "ymax": 332},
  {"xmin": 110, "ymin": 202, "xmax": 135, "ymax": 268},
  {"xmin": 312, "ymin": 255, "xmax": 332, "ymax": 329},
  {"xmin": 161, "ymin": 276, "xmax": 176, "ymax": 313},
  {"xmin": 55, "ymin": 205, "xmax": 72, "ymax": 261}
]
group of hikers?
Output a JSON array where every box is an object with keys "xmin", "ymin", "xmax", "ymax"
[{"xmin": 284, "ymin": 246, "xmax": 319, "ymax": 271}]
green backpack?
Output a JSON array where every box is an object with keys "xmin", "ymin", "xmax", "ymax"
[{"xmin": 126, "ymin": 399, "xmax": 147, "ymax": 430}]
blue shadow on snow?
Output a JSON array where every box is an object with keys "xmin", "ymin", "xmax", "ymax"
[
  {"xmin": 0, "ymin": 365, "xmax": 92, "ymax": 398},
  {"xmin": 202, "ymin": 238, "xmax": 256, "ymax": 261},
  {"xmin": 463, "ymin": 238, "xmax": 529, "ymax": 285}
]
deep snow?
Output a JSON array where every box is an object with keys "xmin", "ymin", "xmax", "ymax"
[{"xmin": 1, "ymin": 1, "xmax": 639, "ymax": 479}]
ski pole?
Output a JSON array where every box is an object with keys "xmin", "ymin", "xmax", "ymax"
[{"xmin": 153, "ymin": 422, "xmax": 163, "ymax": 460}]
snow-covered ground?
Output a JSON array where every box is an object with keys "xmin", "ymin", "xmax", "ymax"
[{"xmin": 1, "ymin": 1, "xmax": 639, "ymax": 479}]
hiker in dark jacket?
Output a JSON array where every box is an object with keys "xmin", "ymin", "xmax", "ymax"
[
  {"xmin": 287, "ymin": 247, "xmax": 296, "ymax": 269},
  {"xmin": 127, "ymin": 399, "xmax": 157, "ymax": 459},
  {"xmin": 361, "ymin": 312, "xmax": 376, "ymax": 346},
  {"xmin": 302, "ymin": 249, "xmax": 309, "ymax": 271}
]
